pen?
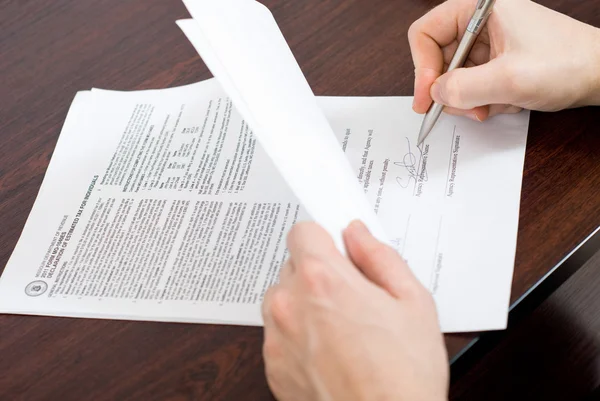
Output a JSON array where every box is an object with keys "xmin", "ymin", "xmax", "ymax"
[{"xmin": 416, "ymin": 0, "xmax": 496, "ymax": 146}]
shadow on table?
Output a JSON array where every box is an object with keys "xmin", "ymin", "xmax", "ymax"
[{"xmin": 450, "ymin": 253, "xmax": 600, "ymax": 401}]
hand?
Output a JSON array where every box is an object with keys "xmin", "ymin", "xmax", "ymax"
[
  {"xmin": 409, "ymin": 0, "xmax": 600, "ymax": 121},
  {"xmin": 261, "ymin": 221, "xmax": 449, "ymax": 401}
]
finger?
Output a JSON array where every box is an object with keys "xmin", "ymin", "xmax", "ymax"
[
  {"xmin": 408, "ymin": 0, "xmax": 473, "ymax": 113},
  {"xmin": 261, "ymin": 286, "xmax": 277, "ymax": 328},
  {"xmin": 262, "ymin": 315, "xmax": 282, "ymax": 354},
  {"xmin": 443, "ymin": 103, "xmax": 522, "ymax": 121},
  {"xmin": 431, "ymin": 58, "xmax": 516, "ymax": 110},
  {"xmin": 286, "ymin": 221, "xmax": 342, "ymax": 267},
  {"xmin": 466, "ymin": 41, "xmax": 491, "ymax": 67},
  {"xmin": 286, "ymin": 221, "xmax": 363, "ymax": 298},
  {"xmin": 442, "ymin": 41, "xmax": 459, "ymax": 66},
  {"xmin": 262, "ymin": 285, "xmax": 297, "ymax": 335},
  {"xmin": 442, "ymin": 105, "xmax": 490, "ymax": 121},
  {"xmin": 488, "ymin": 104, "xmax": 523, "ymax": 117},
  {"xmin": 343, "ymin": 220, "xmax": 421, "ymax": 299},
  {"xmin": 412, "ymin": 67, "xmax": 439, "ymax": 114},
  {"xmin": 263, "ymin": 329, "xmax": 307, "ymax": 401},
  {"xmin": 262, "ymin": 327, "xmax": 286, "ymax": 397},
  {"xmin": 278, "ymin": 261, "xmax": 294, "ymax": 284},
  {"xmin": 286, "ymin": 221, "xmax": 368, "ymax": 292}
]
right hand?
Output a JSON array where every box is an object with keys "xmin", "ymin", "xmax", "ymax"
[{"xmin": 408, "ymin": 0, "xmax": 600, "ymax": 121}]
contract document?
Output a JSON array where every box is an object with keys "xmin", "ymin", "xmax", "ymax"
[
  {"xmin": 0, "ymin": 0, "xmax": 530, "ymax": 332},
  {"xmin": 0, "ymin": 78, "xmax": 528, "ymax": 332}
]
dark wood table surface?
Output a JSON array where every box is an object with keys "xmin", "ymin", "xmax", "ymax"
[{"xmin": 1, "ymin": 0, "xmax": 599, "ymax": 399}]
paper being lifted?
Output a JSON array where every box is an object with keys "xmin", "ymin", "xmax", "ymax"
[
  {"xmin": 176, "ymin": 0, "xmax": 388, "ymax": 252},
  {"xmin": 0, "ymin": 78, "xmax": 528, "ymax": 332}
]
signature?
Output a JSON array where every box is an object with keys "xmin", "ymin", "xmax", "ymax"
[{"xmin": 394, "ymin": 138, "xmax": 427, "ymax": 189}]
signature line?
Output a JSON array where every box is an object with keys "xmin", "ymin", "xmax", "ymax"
[
  {"xmin": 429, "ymin": 216, "xmax": 443, "ymax": 291},
  {"xmin": 402, "ymin": 214, "xmax": 411, "ymax": 255},
  {"xmin": 444, "ymin": 126, "xmax": 457, "ymax": 197}
]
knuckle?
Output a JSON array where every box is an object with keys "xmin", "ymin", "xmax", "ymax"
[
  {"xmin": 407, "ymin": 281, "xmax": 435, "ymax": 306},
  {"xmin": 269, "ymin": 288, "xmax": 292, "ymax": 328},
  {"xmin": 407, "ymin": 21, "xmax": 419, "ymax": 42},
  {"xmin": 403, "ymin": 280, "xmax": 428, "ymax": 301},
  {"xmin": 298, "ymin": 256, "xmax": 334, "ymax": 295},
  {"xmin": 288, "ymin": 221, "xmax": 319, "ymax": 243},
  {"xmin": 277, "ymin": 261, "xmax": 292, "ymax": 283},
  {"xmin": 261, "ymin": 286, "xmax": 276, "ymax": 317},
  {"xmin": 287, "ymin": 222, "xmax": 334, "ymax": 256},
  {"xmin": 286, "ymin": 223, "xmax": 302, "ymax": 249},
  {"xmin": 364, "ymin": 241, "xmax": 397, "ymax": 267}
]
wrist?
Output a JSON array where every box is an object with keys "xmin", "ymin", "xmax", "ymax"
[{"xmin": 581, "ymin": 27, "xmax": 600, "ymax": 106}]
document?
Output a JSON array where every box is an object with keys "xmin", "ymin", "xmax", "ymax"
[
  {"xmin": 0, "ymin": 0, "xmax": 530, "ymax": 332},
  {"xmin": 176, "ymin": 0, "xmax": 388, "ymax": 253},
  {"xmin": 0, "ymin": 78, "xmax": 529, "ymax": 332}
]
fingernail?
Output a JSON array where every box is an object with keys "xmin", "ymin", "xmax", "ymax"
[
  {"xmin": 466, "ymin": 112, "xmax": 479, "ymax": 121},
  {"xmin": 348, "ymin": 220, "xmax": 369, "ymax": 237},
  {"xmin": 412, "ymin": 75, "xmax": 417, "ymax": 110},
  {"xmin": 467, "ymin": 112, "xmax": 481, "ymax": 122},
  {"xmin": 430, "ymin": 82, "xmax": 443, "ymax": 104}
]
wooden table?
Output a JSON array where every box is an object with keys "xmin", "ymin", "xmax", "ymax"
[{"xmin": 1, "ymin": 0, "xmax": 599, "ymax": 399}]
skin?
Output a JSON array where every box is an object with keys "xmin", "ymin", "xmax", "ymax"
[
  {"xmin": 262, "ymin": 1, "xmax": 600, "ymax": 400},
  {"xmin": 409, "ymin": 0, "xmax": 600, "ymax": 122},
  {"xmin": 262, "ymin": 221, "xmax": 448, "ymax": 401}
]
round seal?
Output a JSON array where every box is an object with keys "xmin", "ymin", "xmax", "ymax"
[{"xmin": 25, "ymin": 280, "xmax": 48, "ymax": 297}]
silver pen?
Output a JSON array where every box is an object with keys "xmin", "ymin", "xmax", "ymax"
[{"xmin": 416, "ymin": 0, "xmax": 495, "ymax": 146}]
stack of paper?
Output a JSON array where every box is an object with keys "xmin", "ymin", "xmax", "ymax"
[{"xmin": 0, "ymin": 0, "xmax": 529, "ymax": 332}]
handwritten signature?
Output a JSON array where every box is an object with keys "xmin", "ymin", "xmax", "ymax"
[{"xmin": 394, "ymin": 138, "xmax": 427, "ymax": 189}]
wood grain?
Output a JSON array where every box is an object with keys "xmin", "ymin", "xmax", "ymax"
[
  {"xmin": 450, "ymin": 250, "xmax": 600, "ymax": 400},
  {"xmin": 0, "ymin": 0, "xmax": 599, "ymax": 399}
]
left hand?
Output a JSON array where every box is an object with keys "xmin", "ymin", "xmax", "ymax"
[{"xmin": 261, "ymin": 220, "xmax": 449, "ymax": 401}]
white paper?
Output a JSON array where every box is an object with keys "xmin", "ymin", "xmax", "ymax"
[
  {"xmin": 175, "ymin": 0, "xmax": 388, "ymax": 253},
  {"xmin": 0, "ymin": 78, "xmax": 528, "ymax": 332}
]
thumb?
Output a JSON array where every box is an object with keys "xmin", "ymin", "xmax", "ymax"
[
  {"xmin": 431, "ymin": 58, "xmax": 514, "ymax": 110},
  {"xmin": 343, "ymin": 220, "xmax": 422, "ymax": 299}
]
